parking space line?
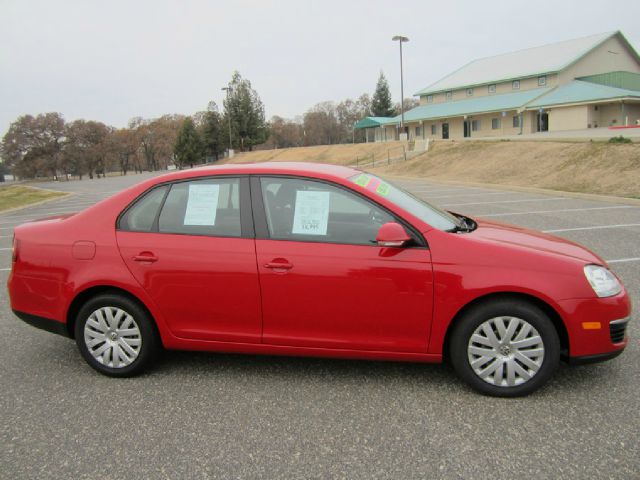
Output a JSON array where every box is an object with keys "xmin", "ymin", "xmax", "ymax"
[
  {"xmin": 543, "ymin": 223, "xmax": 640, "ymax": 233},
  {"xmin": 480, "ymin": 206, "xmax": 635, "ymax": 217},
  {"xmin": 442, "ymin": 197, "xmax": 568, "ymax": 207},
  {"xmin": 425, "ymin": 192, "xmax": 519, "ymax": 200},
  {"xmin": 607, "ymin": 257, "xmax": 640, "ymax": 264}
]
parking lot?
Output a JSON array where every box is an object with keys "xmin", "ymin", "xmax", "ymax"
[{"xmin": 1, "ymin": 171, "xmax": 638, "ymax": 479}]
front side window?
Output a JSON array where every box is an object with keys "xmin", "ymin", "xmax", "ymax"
[
  {"xmin": 492, "ymin": 118, "xmax": 501, "ymax": 130},
  {"xmin": 158, "ymin": 178, "xmax": 241, "ymax": 237},
  {"xmin": 426, "ymin": 95, "xmax": 433, "ymax": 103},
  {"xmin": 538, "ymin": 75, "xmax": 547, "ymax": 86},
  {"xmin": 431, "ymin": 124, "xmax": 437, "ymax": 135},
  {"xmin": 471, "ymin": 120, "xmax": 481, "ymax": 131},
  {"xmin": 488, "ymin": 84, "xmax": 497, "ymax": 94},
  {"xmin": 260, "ymin": 177, "xmax": 394, "ymax": 245},
  {"xmin": 512, "ymin": 80, "xmax": 520, "ymax": 90},
  {"xmin": 466, "ymin": 88, "xmax": 474, "ymax": 97},
  {"xmin": 446, "ymin": 91, "xmax": 453, "ymax": 101}
]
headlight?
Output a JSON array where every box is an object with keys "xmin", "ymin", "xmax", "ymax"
[{"xmin": 583, "ymin": 265, "xmax": 622, "ymax": 298}]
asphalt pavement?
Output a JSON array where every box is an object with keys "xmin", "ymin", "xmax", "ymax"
[{"xmin": 0, "ymin": 170, "xmax": 638, "ymax": 479}]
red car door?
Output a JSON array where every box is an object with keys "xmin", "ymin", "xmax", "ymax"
[
  {"xmin": 253, "ymin": 176, "xmax": 434, "ymax": 353},
  {"xmin": 116, "ymin": 177, "xmax": 262, "ymax": 343}
]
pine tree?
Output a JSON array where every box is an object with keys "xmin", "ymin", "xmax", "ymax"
[
  {"xmin": 174, "ymin": 117, "xmax": 202, "ymax": 169},
  {"xmin": 371, "ymin": 72, "xmax": 395, "ymax": 117},
  {"xmin": 223, "ymin": 71, "xmax": 268, "ymax": 151}
]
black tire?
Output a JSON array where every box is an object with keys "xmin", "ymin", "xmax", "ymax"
[
  {"xmin": 449, "ymin": 299, "xmax": 560, "ymax": 397},
  {"xmin": 74, "ymin": 293, "xmax": 160, "ymax": 377}
]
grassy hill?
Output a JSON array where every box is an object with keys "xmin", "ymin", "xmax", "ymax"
[{"xmin": 228, "ymin": 140, "xmax": 640, "ymax": 198}]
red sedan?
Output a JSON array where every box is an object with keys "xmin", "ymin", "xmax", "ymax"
[{"xmin": 8, "ymin": 163, "xmax": 631, "ymax": 396}]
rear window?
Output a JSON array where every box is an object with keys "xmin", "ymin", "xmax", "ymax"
[{"xmin": 118, "ymin": 185, "xmax": 168, "ymax": 232}]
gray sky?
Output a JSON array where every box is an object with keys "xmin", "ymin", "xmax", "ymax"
[{"xmin": 1, "ymin": 0, "xmax": 639, "ymax": 135}]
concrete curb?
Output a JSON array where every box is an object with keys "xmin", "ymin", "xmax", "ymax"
[
  {"xmin": 380, "ymin": 174, "xmax": 640, "ymax": 206},
  {"xmin": 0, "ymin": 187, "xmax": 74, "ymax": 215}
]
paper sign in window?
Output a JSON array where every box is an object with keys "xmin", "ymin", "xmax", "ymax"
[
  {"xmin": 292, "ymin": 191, "xmax": 330, "ymax": 236},
  {"xmin": 183, "ymin": 184, "xmax": 220, "ymax": 225}
]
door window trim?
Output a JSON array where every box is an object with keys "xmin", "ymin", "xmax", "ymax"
[
  {"xmin": 116, "ymin": 175, "xmax": 254, "ymax": 239},
  {"xmin": 250, "ymin": 174, "xmax": 427, "ymax": 248}
]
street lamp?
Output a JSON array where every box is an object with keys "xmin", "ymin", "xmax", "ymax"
[
  {"xmin": 221, "ymin": 86, "xmax": 233, "ymax": 157},
  {"xmin": 392, "ymin": 35, "xmax": 409, "ymax": 137}
]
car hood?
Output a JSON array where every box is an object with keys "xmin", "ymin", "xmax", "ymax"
[{"xmin": 470, "ymin": 218, "xmax": 605, "ymax": 264}]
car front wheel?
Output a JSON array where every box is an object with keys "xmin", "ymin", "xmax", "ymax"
[
  {"xmin": 74, "ymin": 293, "xmax": 159, "ymax": 377},
  {"xmin": 450, "ymin": 299, "xmax": 560, "ymax": 397}
]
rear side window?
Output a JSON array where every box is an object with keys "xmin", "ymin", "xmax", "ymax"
[
  {"xmin": 119, "ymin": 185, "xmax": 168, "ymax": 232},
  {"xmin": 158, "ymin": 178, "xmax": 241, "ymax": 237}
]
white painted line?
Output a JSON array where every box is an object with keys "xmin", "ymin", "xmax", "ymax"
[
  {"xmin": 0, "ymin": 247, "xmax": 12, "ymax": 250},
  {"xmin": 0, "ymin": 267, "xmax": 11, "ymax": 271},
  {"xmin": 426, "ymin": 192, "xmax": 518, "ymax": 200},
  {"xmin": 544, "ymin": 223, "xmax": 640, "ymax": 233},
  {"xmin": 607, "ymin": 257, "xmax": 640, "ymax": 264},
  {"xmin": 480, "ymin": 206, "xmax": 635, "ymax": 217},
  {"xmin": 442, "ymin": 197, "xmax": 568, "ymax": 207}
]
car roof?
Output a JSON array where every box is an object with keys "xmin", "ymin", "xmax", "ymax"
[{"xmin": 153, "ymin": 162, "xmax": 360, "ymax": 183}]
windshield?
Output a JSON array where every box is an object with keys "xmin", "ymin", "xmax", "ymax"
[{"xmin": 348, "ymin": 173, "xmax": 459, "ymax": 231}]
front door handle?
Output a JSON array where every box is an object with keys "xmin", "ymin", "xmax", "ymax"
[{"xmin": 133, "ymin": 253, "xmax": 159, "ymax": 263}]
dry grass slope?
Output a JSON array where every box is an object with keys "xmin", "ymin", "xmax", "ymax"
[
  {"xmin": 373, "ymin": 141, "xmax": 640, "ymax": 198},
  {"xmin": 223, "ymin": 140, "xmax": 640, "ymax": 198}
]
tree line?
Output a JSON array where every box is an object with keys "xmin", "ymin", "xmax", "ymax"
[{"xmin": 1, "ymin": 71, "xmax": 415, "ymax": 179}]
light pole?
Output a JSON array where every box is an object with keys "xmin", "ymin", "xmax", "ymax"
[
  {"xmin": 221, "ymin": 86, "xmax": 233, "ymax": 157},
  {"xmin": 392, "ymin": 35, "xmax": 409, "ymax": 137}
]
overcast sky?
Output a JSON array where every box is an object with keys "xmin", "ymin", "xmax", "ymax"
[{"xmin": 1, "ymin": 0, "xmax": 639, "ymax": 135}]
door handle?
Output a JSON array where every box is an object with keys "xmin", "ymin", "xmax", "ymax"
[
  {"xmin": 264, "ymin": 261, "xmax": 293, "ymax": 270},
  {"xmin": 133, "ymin": 253, "xmax": 159, "ymax": 263}
]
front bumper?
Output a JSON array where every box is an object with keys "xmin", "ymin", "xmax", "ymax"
[{"xmin": 558, "ymin": 292, "xmax": 631, "ymax": 359}]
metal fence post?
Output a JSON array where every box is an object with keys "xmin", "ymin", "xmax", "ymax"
[{"xmin": 403, "ymin": 146, "xmax": 407, "ymax": 161}]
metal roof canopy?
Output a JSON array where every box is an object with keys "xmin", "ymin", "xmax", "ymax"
[{"xmin": 527, "ymin": 80, "xmax": 640, "ymax": 109}]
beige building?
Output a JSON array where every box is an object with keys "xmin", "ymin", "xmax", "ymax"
[{"xmin": 356, "ymin": 31, "xmax": 640, "ymax": 140}]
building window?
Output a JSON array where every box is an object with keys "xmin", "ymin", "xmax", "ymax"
[
  {"xmin": 415, "ymin": 126, "xmax": 421, "ymax": 137},
  {"xmin": 466, "ymin": 88, "xmax": 474, "ymax": 97},
  {"xmin": 426, "ymin": 95, "xmax": 433, "ymax": 103},
  {"xmin": 512, "ymin": 80, "xmax": 520, "ymax": 90},
  {"xmin": 471, "ymin": 120, "xmax": 481, "ymax": 131},
  {"xmin": 445, "ymin": 91, "xmax": 453, "ymax": 101},
  {"xmin": 431, "ymin": 124, "xmax": 437, "ymax": 135},
  {"xmin": 488, "ymin": 84, "xmax": 496, "ymax": 94},
  {"xmin": 492, "ymin": 118, "xmax": 501, "ymax": 130},
  {"xmin": 538, "ymin": 75, "xmax": 547, "ymax": 87},
  {"xmin": 513, "ymin": 115, "xmax": 520, "ymax": 128}
]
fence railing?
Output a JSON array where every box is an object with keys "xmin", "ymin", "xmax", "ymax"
[{"xmin": 351, "ymin": 139, "xmax": 430, "ymax": 169}]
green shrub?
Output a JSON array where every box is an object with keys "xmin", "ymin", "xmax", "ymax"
[{"xmin": 608, "ymin": 135, "xmax": 632, "ymax": 144}]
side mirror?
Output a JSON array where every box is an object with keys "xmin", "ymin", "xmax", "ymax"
[{"xmin": 376, "ymin": 222, "xmax": 411, "ymax": 248}]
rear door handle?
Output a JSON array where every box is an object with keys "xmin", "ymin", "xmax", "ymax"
[
  {"xmin": 264, "ymin": 261, "xmax": 293, "ymax": 270},
  {"xmin": 133, "ymin": 253, "xmax": 159, "ymax": 263}
]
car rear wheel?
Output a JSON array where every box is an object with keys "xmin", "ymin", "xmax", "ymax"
[
  {"xmin": 74, "ymin": 293, "xmax": 159, "ymax": 377},
  {"xmin": 450, "ymin": 299, "xmax": 560, "ymax": 397}
]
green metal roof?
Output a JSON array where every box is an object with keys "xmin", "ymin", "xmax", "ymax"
[
  {"xmin": 376, "ymin": 88, "xmax": 549, "ymax": 125},
  {"xmin": 354, "ymin": 117, "xmax": 396, "ymax": 129},
  {"xmin": 527, "ymin": 80, "xmax": 640, "ymax": 108},
  {"xmin": 578, "ymin": 71, "xmax": 640, "ymax": 92}
]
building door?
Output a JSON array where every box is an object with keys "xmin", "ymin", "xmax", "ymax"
[
  {"xmin": 536, "ymin": 113, "xmax": 549, "ymax": 132},
  {"xmin": 442, "ymin": 123, "xmax": 449, "ymax": 139},
  {"xmin": 463, "ymin": 120, "xmax": 471, "ymax": 138}
]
